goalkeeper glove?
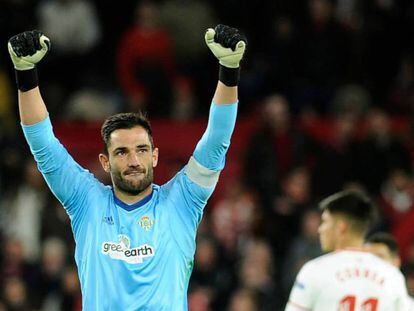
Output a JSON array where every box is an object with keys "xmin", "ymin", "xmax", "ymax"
[
  {"xmin": 8, "ymin": 30, "xmax": 50, "ymax": 91},
  {"xmin": 205, "ymin": 24, "xmax": 247, "ymax": 86}
]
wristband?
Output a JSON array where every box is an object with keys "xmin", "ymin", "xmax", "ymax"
[
  {"xmin": 15, "ymin": 68, "xmax": 38, "ymax": 92},
  {"xmin": 219, "ymin": 64, "xmax": 240, "ymax": 87}
]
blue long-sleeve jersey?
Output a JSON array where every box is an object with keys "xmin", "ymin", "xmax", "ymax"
[{"xmin": 22, "ymin": 102, "xmax": 238, "ymax": 310}]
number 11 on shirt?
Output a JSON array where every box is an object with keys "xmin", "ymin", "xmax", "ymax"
[{"xmin": 339, "ymin": 295, "xmax": 378, "ymax": 311}]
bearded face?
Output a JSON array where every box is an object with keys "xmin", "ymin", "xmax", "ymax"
[
  {"xmin": 99, "ymin": 126, "xmax": 158, "ymax": 197},
  {"xmin": 111, "ymin": 163, "xmax": 154, "ymax": 195}
]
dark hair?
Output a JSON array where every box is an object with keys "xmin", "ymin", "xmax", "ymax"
[
  {"xmin": 365, "ymin": 232, "xmax": 400, "ymax": 257},
  {"xmin": 319, "ymin": 190, "xmax": 376, "ymax": 234},
  {"xmin": 101, "ymin": 112, "xmax": 153, "ymax": 154}
]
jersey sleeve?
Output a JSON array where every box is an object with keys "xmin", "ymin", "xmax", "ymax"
[
  {"xmin": 193, "ymin": 101, "xmax": 238, "ymax": 171},
  {"xmin": 21, "ymin": 117, "xmax": 100, "ymax": 235},
  {"xmin": 393, "ymin": 271, "xmax": 410, "ymax": 311},
  {"xmin": 163, "ymin": 101, "xmax": 238, "ymax": 256},
  {"xmin": 285, "ymin": 261, "xmax": 318, "ymax": 311}
]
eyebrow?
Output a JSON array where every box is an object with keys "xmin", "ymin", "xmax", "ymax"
[
  {"xmin": 112, "ymin": 147, "xmax": 127, "ymax": 153},
  {"xmin": 112, "ymin": 144, "xmax": 150, "ymax": 152},
  {"xmin": 136, "ymin": 144, "xmax": 150, "ymax": 149}
]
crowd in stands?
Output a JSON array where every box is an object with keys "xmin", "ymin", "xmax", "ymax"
[{"xmin": 2, "ymin": 0, "xmax": 414, "ymax": 310}]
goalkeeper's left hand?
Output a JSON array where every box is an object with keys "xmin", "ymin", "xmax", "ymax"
[
  {"xmin": 205, "ymin": 24, "xmax": 247, "ymax": 69},
  {"xmin": 8, "ymin": 30, "xmax": 50, "ymax": 71}
]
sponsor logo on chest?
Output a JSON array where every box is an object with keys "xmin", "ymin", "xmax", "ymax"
[{"xmin": 102, "ymin": 234, "xmax": 155, "ymax": 264}]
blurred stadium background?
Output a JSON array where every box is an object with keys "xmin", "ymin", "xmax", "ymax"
[{"xmin": 2, "ymin": 0, "xmax": 414, "ymax": 310}]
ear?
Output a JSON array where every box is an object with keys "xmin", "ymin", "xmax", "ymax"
[
  {"xmin": 152, "ymin": 147, "xmax": 159, "ymax": 168},
  {"xmin": 99, "ymin": 153, "xmax": 111, "ymax": 173},
  {"xmin": 394, "ymin": 256, "xmax": 402, "ymax": 268},
  {"xmin": 336, "ymin": 219, "xmax": 349, "ymax": 235}
]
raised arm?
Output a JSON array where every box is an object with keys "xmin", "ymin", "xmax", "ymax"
[
  {"xmin": 166, "ymin": 25, "xmax": 247, "ymax": 256},
  {"xmin": 7, "ymin": 31, "xmax": 99, "ymax": 232},
  {"xmin": 8, "ymin": 31, "xmax": 50, "ymax": 124},
  {"xmin": 189, "ymin": 25, "xmax": 247, "ymax": 176}
]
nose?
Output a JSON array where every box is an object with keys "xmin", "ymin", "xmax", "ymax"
[{"xmin": 127, "ymin": 152, "xmax": 140, "ymax": 167}]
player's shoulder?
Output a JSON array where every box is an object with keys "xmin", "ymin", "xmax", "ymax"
[
  {"xmin": 297, "ymin": 252, "xmax": 334, "ymax": 276},
  {"xmin": 301, "ymin": 250, "xmax": 378, "ymax": 268},
  {"xmin": 303, "ymin": 251, "xmax": 343, "ymax": 267},
  {"xmin": 361, "ymin": 251, "xmax": 404, "ymax": 274},
  {"xmin": 349, "ymin": 251, "xmax": 407, "ymax": 282},
  {"xmin": 159, "ymin": 170, "xmax": 182, "ymax": 195}
]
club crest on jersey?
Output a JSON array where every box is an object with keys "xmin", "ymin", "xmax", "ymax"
[
  {"xmin": 139, "ymin": 216, "xmax": 154, "ymax": 231},
  {"xmin": 102, "ymin": 234, "xmax": 155, "ymax": 264}
]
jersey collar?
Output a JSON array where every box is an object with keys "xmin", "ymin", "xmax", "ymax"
[{"xmin": 113, "ymin": 187, "xmax": 154, "ymax": 212}]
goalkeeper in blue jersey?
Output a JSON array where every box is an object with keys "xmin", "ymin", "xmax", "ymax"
[{"xmin": 7, "ymin": 25, "xmax": 246, "ymax": 310}]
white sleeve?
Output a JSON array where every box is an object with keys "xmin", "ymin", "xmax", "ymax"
[
  {"xmin": 285, "ymin": 261, "xmax": 318, "ymax": 311},
  {"xmin": 394, "ymin": 272, "xmax": 410, "ymax": 311}
]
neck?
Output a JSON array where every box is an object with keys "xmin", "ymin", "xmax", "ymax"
[
  {"xmin": 336, "ymin": 235, "xmax": 364, "ymax": 251},
  {"xmin": 114, "ymin": 184, "xmax": 153, "ymax": 205}
]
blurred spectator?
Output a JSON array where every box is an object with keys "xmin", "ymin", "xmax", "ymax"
[
  {"xmin": 65, "ymin": 87, "xmax": 120, "ymax": 121},
  {"xmin": 365, "ymin": 231, "xmax": 401, "ymax": 267},
  {"xmin": 0, "ymin": 158, "xmax": 47, "ymax": 262},
  {"xmin": 265, "ymin": 167, "xmax": 313, "ymax": 260},
  {"xmin": 403, "ymin": 263, "xmax": 414, "ymax": 297},
  {"xmin": 3, "ymin": 277, "xmax": 28, "ymax": 311},
  {"xmin": 188, "ymin": 286, "xmax": 213, "ymax": 311},
  {"xmin": 170, "ymin": 77, "xmax": 196, "ymax": 121},
  {"xmin": 264, "ymin": 16, "xmax": 298, "ymax": 105},
  {"xmin": 159, "ymin": 0, "xmax": 216, "ymax": 117},
  {"xmin": 37, "ymin": 0, "xmax": 101, "ymax": 114},
  {"xmin": 116, "ymin": 0, "xmax": 176, "ymax": 116},
  {"xmin": 386, "ymin": 173, "xmax": 414, "ymax": 262},
  {"xmin": 244, "ymin": 95, "xmax": 316, "ymax": 209},
  {"xmin": 0, "ymin": 67, "xmax": 15, "ymax": 136},
  {"xmin": 236, "ymin": 240, "xmax": 282, "ymax": 310},
  {"xmin": 191, "ymin": 236, "xmax": 235, "ymax": 308},
  {"xmin": 0, "ymin": 141, "xmax": 26, "ymax": 196},
  {"xmin": 293, "ymin": 0, "xmax": 351, "ymax": 113},
  {"xmin": 379, "ymin": 169, "xmax": 414, "ymax": 228},
  {"xmin": 37, "ymin": 0, "xmax": 101, "ymax": 54},
  {"xmin": 30, "ymin": 237, "xmax": 67, "ymax": 310},
  {"xmin": 0, "ymin": 239, "xmax": 36, "ymax": 287},
  {"xmin": 0, "ymin": 0, "xmax": 37, "ymax": 65},
  {"xmin": 211, "ymin": 181, "xmax": 259, "ymax": 258},
  {"xmin": 389, "ymin": 54, "xmax": 414, "ymax": 114},
  {"xmin": 354, "ymin": 108, "xmax": 412, "ymax": 194},
  {"xmin": 330, "ymin": 84, "xmax": 371, "ymax": 117},
  {"xmin": 359, "ymin": 0, "xmax": 401, "ymax": 106},
  {"xmin": 335, "ymin": 0, "xmax": 361, "ymax": 31},
  {"xmin": 312, "ymin": 112, "xmax": 359, "ymax": 197},
  {"xmin": 58, "ymin": 266, "xmax": 82, "ymax": 311},
  {"xmin": 41, "ymin": 198, "xmax": 74, "ymax": 250},
  {"xmin": 281, "ymin": 209, "xmax": 322, "ymax": 298},
  {"xmin": 159, "ymin": 0, "xmax": 216, "ymax": 72},
  {"xmin": 0, "ymin": 65, "xmax": 18, "ymax": 195},
  {"xmin": 227, "ymin": 288, "xmax": 259, "ymax": 311}
]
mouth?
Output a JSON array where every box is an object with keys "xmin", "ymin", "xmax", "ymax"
[{"xmin": 124, "ymin": 170, "xmax": 145, "ymax": 177}]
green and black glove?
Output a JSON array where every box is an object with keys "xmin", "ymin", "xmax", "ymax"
[
  {"xmin": 205, "ymin": 24, "xmax": 247, "ymax": 86},
  {"xmin": 8, "ymin": 30, "xmax": 50, "ymax": 91}
]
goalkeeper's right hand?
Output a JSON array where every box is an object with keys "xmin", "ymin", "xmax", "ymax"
[{"xmin": 8, "ymin": 30, "xmax": 50, "ymax": 71}]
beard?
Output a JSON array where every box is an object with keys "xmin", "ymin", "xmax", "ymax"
[{"xmin": 112, "ymin": 166, "xmax": 153, "ymax": 196}]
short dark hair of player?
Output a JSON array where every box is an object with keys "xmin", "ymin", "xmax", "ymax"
[
  {"xmin": 319, "ymin": 190, "xmax": 377, "ymax": 235},
  {"xmin": 101, "ymin": 112, "xmax": 154, "ymax": 154},
  {"xmin": 365, "ymin": 232, "xmax": 400, "ymax": 258}
]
